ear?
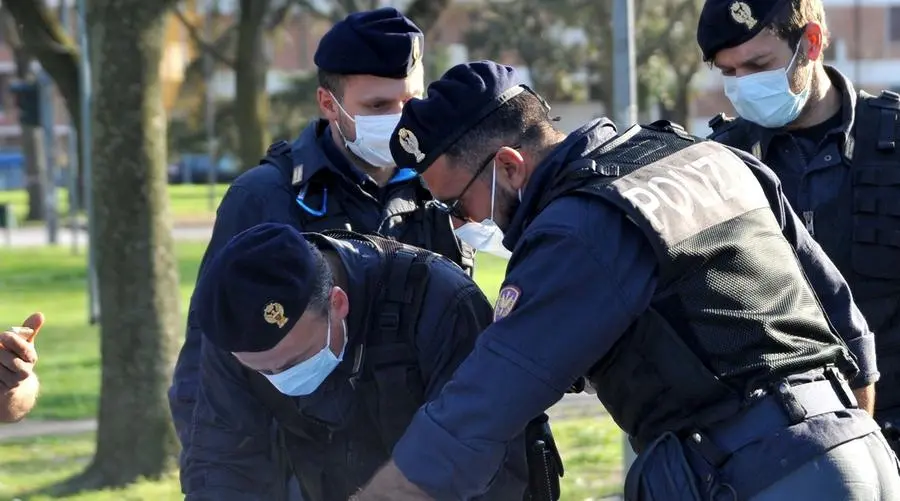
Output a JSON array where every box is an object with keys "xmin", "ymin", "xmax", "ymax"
[
  {"xmin": 495, "ymin": 146, "xmax": 527, "ymax": 192},
  {"xmin": 317, "ymin": 87, "xmax": 340, "ymax": 121},
  {"xmin": 331, "ymin": 286, "xmax": 350, "ymax": 320},
  {"xmin": 804, "ymin": 23, "xmax": 824, "ymax": 61}
]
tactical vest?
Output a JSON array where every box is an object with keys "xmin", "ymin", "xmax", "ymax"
[
  {"xmin": 262, "ymin": 140, "xmax": 476, "ymax": 277},
  {"xmin": 709, "ymin": 92, "xmax": 900, "ymax": 414},
  {"xmin": 246, "ymin": 230, "xmax": 435, "ymax": 501},
  {"xmin": 536, "ymin": 122, "xmax": 857, "ymax": 449}
]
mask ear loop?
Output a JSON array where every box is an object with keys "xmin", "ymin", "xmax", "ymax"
[
  {"xmin": 323, "ymin": 311, "xmax": 333, "ymax": 350},
  {"xmin": 329, "ymin": 92, "xmax": 356, "ymax": 142},
  {"xmin": 489, "ymin": 160, "xmax": 498, "ymax": 222},
  {"xmin": 786, "ymin": 35, "xmax": 814, "ymax": 97}
]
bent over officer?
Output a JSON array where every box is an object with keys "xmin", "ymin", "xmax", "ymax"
[
  {"xmin": 698, "ymin": 0, "xmax": 900, "ymax": 445},
  {"xmin": 168, "ymin": 8, "xmax": 472, "ymax": 499},
  {"xmin": 182, "ymin": 222, "xmax": 529, "ymax": 500},
  {"xmin": 353, "ymin": 61, "xmax": 900, "ymax": 500}
]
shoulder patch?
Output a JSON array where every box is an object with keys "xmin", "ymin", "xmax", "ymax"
[{"xmin": 493, "ymin": 285, "xmax": 521, "ymax": 322}]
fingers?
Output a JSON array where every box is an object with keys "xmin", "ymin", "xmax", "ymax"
[
  {"xmin": 20, "ymin": 312, "xmax": 44, "ymax": 342},
  {"xmin": 0, "ymin": 349, "xmax": 33, "ymax": 388},
  {"xmin": 0, "ymin": 331, "xmax": 37, "ymax": 364}
]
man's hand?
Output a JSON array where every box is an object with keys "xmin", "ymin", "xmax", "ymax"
[
  {"xmin": 0, "ymin": 313, "xmax": 42, "ymax": 390},
  {"xmin": 0, "ymin": 312, "xmax": 42, "ymax": 423},
  {"xmin": 352, "ymin": 460, "xmax": 434, "ymax": 501},
  {"xmin": 853, "ymin": 384, "xmax": 875, "ymax": 415}
]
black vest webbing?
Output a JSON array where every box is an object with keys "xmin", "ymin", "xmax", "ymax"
[
  {"xmin": 710, "ymin": 94, "xmax": 900, "ymax": 414},
  {"xmin": 539, "ymin": 122, "xmax": 856, "ymax": 447},
  {"xmin": 245, "ymin": 231, "xmax": 431, "ymax": 500},
  {"xmin": 261, "ymin": 140, "xmax": 475, "ymax": 277}
]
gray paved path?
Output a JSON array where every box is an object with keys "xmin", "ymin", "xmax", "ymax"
[
  {"xmin": 1, "ymin": 223, "xmax": 213, "ymax": 248},
  {"xmin": 0, "ymin": 393, "xmax": 607, "ymax": 442}
]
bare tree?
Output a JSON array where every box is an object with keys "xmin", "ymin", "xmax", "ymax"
[
  {"xmin": 52, "ymin": 0, "xmax": 183, "ymax": 493},
  {"xmin": 0, "ymin": 7, "xmax": 48, "ymax": 221},
  {"xmin": 3, "ymin": 0, "xmax": 82, "ymax": 198}
]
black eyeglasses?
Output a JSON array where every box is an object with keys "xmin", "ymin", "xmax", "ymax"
[{"xmin": 433, "ymin": 145, "xmax": 520, "ymax": 220}]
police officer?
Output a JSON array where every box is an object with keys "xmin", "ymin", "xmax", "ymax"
[
  {"xmin": 352, "ymin": 60, "xmax": 900, "ymax": 500},
  {"xmin": 182, "ymin": 222, "xmax": 529, "ymax": 500},
  {"xmin": 168, "ymin": 8, "xmax": 472, "ymax": 499},
  {"xmin": 697, "ymin": 0, "xmax": 899, "ymax": 431},
  {"xmin": 0, "ymin": 312, "xmax": 42, "ymax": 423}
]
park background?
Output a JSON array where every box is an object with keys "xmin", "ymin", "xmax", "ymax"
[{"xmin": 0, "ymin": 0, "xmax": 895, "ymax": 499}]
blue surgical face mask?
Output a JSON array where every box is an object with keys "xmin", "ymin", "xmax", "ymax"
[
  {"xmin": 723, "ymin": 42, "xmax": 813, "ymax": 128},
  {"xmin": 454, "ymin": 161, "xmax": 513, "ymax": 260},
  {"xmin": 263, "ymin": 315, "xmax": 347, "ymax": 396},
  {"xmin": 331, "ymin": 92, "xmax": 400, "ymax": 169}
]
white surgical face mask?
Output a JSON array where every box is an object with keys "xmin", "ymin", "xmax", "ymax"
[
  {"xmin": 332, "ymin": 93, "xmax": 399, "ymax": 168},
  {"xmin": 262, "ymin": 316, "xmax": 347, "ymax": 396},
  {"xmin": 722, "ymin": 42, "xmax": 812, "ymax": 129},
  {"xmin": 454, "ymin": 162, "xmax": 513, "ymax": 260}
]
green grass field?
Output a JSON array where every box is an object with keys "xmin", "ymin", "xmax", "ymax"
[
  {"xmin": 0, "ymin": 243, "xmax": 623, "ymax": 500},
  {"xmin": 0, "ymin": 184, "xmax": 229, "ymax": 227}
]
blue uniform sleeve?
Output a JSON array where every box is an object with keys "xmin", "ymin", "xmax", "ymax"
[
  {"xmin": 737, "ymin": 149, "xmax": 879, "ymax": 388},
  {"xmin": 412, "ymin": 260, "xmax": 529, "ymax": 499},
  {"xmin": 181, "ymin": 340, "xmax": 277, "ymax": 500},
  {"xmin": 169, "ymin": 184, "xmax": 270, "ymax": 455},
  {"xmin": 393, "ymin": 197, "xmax": 658, "ymax": 500}
]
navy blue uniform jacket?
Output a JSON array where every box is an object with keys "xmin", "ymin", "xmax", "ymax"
[
  {"xmin": 181, "ymin": 237, "xmax": 527, "ymax": 499},
  {"xmin": 389, "ymin": 119, "xmax": 878, "ymax": 500},
  {"xmin": 170, "ymin": 120, "xmax": 428, "ymax": 459}
]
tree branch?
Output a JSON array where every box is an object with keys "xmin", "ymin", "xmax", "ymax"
[
  {"xmin": 172, "ymin": 6, "xmax": 236, "ymax": 67},
  {"xmin": 291, "ymin": 0, "xmax": 332, "ymax": 21},
  {"xmin": 405, "ymin": 0, "xmax": 451, "ymax": 33},
  {"xmin": 3, "ymin": 0, "xmax": 80, "ymax": 125},
  {"xmin": 265, "ymin": 1, "xmax": 293, "ymax": 30}
]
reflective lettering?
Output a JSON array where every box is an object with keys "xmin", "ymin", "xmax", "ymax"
[
  {"xmin": 622, "ymin": 187, "xmax": 662, "ymax": 228},
  {"xmin": 648, "ymin": 177, "xmax": 693, "ymax": 219},
  {"xmin": 619, "ymin": 151, "xmax": 747, "ymax": 232}
]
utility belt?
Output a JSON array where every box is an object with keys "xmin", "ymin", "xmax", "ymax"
[{"xmin": 625, "ymin": 367, "xmax": 860, "ymax": 501}]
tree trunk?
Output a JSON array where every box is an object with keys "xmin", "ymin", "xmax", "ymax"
[
  {"xmin": 3, "ymin": 0, "xmax": 84, "ymax": 203},
  {"xmin": 235, "ymin": 0, "xmax": 271, "ymax": 170},
  {"xmin": 21, "ymin": 129, "xmax": 48, "ymax": 221},
  {"xmin": 57, "ymin": 0, "xmax": 181, "ymax": 492},
  {"xmin": 405, "ymin": 0, "xmax": 451, "ymax": 33},
  {"xmin": 1, "ymin": 7, "xmax": 48, "ymax": 221},
  {"xmin": 659, "ymin": 75, "xmax": 693, "ymax": 129}
]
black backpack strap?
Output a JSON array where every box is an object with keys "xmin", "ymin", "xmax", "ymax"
[
  {"xmin": 372, "ymin": 249, "xmax": 429, "ymax": 449},
  {"xmin": 362, "ymin": 241, "xmax": 430, "ymax": 451}
]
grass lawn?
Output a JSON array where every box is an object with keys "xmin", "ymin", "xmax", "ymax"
[
  {"xmin": 0, "ymin": 242, "xmax": 509, "ymax": 420},
  {"xmin": 0, "ymin": 417, "xmax": 623, "ymax": 501},
  {"xmin": 0, "ymin": 242, "xmax": 624, "ymax": 500},
  {"xmin": 0, "ymin": 184, "xmax": 229, "ymax": 227}
]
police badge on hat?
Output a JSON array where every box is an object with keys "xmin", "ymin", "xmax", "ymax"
[
  {"xmin": 263, "ymin": 301, "xmax": 289, "ymax": 329},
  {"xmin": 729, "ymin": 1, "xmax": 757, "ymax": 30},
  {"xmin": 494, "ymin": 285, "xmax": 521, "ymax": 322},
  {"xmin": 398, "ymin": 127, "xmax": 425, "ymax": 162}
]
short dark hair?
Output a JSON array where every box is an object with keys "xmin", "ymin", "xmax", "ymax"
[
  {"xmin": 317, "ymin": 69, "xmax": 346, "ymax": 98},
  {"xmin": 305, "ymin": 242, "xmax": 334, "ymax": 317},
  {"xmin": 444, "ymin": 92, "xmax": 560, "ymax": 175},
  {"xmin": 768, "ymin": 0, "xmax": 829, "ymax": 56}
]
